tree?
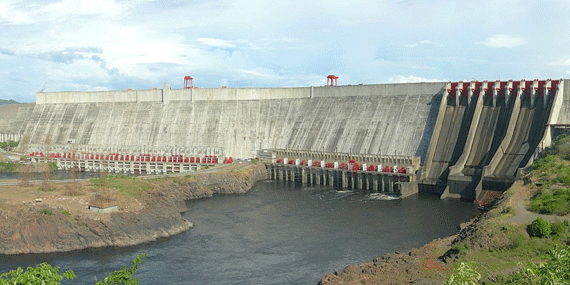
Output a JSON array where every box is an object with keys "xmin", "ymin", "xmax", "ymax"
[
  {"xmin": 0, "ymin": 262, "xmax": 75, "ymax": 285},
  {"xmin": 0, "ymin": 253, "xmax": 145, "ymax": 285},
  {"xmin": 509, "ymin": 246, "xmax": 570, "ymax": 284},
  {"xmin": 96, "ymin": 253, "xmax": 146, "ymax": 285}
]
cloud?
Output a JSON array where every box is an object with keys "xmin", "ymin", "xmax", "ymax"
[
  {"xmin": 387, "ymin": 75, "xmax": 444, "ymax": 83},
  {"xmin": 375, "ymin": 59, "xmax": 434, "ymax": 70},
  {"xmin": 478, "ymin": 34, "xmax": 527, "ymax": 48},
  {"xmin": 197, "ymin": 38, "xmax": 236, "ymax": 49},
  {"xmin": 406, "ymin": 40, "xmax": 443, "ymax": 48}
]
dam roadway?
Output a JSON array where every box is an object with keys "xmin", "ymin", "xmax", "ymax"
[{"xmin": 4, "ymin": 79, "xmax": 569, "ymax": 199}]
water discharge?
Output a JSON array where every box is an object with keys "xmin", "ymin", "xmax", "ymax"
[{"xmin": 0, "ymin": 180, "xmax": 478, "ymax": 284}]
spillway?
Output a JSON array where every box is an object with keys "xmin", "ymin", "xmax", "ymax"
[{"xmin": 422, "ymin": 79, "xmax": 563, "ymax": 200}]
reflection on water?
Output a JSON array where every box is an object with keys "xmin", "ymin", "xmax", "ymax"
[{"xmin": 0, "ymin": 180, "xmax": 479, "ymax": 284}]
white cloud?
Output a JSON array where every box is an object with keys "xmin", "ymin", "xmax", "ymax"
[
  {"xmin": 478, "ymin": 34, "xmax": 527, "ymax": 48},
  {"xmin": 387, "ymin": 75, "xmax": 444, "ymax": 83},
  {"xmin": 375, "ymin": 59, "xmax": 434, "ymax": 70},
  {"xmin": 197, "ymin": 38, "xmax": 236, "ymax": 49},
  {"xmin": 406, "ymin": 40, "xmax": 443, "ymax": 48}
]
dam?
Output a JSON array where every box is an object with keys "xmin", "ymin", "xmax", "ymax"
[{"xmin": 4, "ymin": 78, "xmax": 569, "ymax": 199}]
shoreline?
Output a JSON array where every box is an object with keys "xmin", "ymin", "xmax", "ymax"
[{"xmin": 0, "ymin": 163, "xmax": 267, "ymax": 255}]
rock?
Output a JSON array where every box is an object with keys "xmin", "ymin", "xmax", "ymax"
[{"xmin": 0, "ymin": 163, "xmax": 267, "ymax": 255}]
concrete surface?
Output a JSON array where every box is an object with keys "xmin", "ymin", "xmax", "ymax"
[{"xmin": 22, "ymin": 83, "xmax": 446, "ymax": 160}]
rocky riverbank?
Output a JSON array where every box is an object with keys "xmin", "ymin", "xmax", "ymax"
[
  {"xmin": 0, "ymin": 163, "xmax": 267, "ymax": 255},
  {"xmin": 317, "ymin": 182, "xmax": 570, "ymax": 284}
]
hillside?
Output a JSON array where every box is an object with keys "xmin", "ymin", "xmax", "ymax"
[
  {"xmin": 319, "ymin": 134, "xmax": 570, "ymax": 284},
  {"xmin": 0, "ymin": 99, "xmax": 20, "ymax": 105}
]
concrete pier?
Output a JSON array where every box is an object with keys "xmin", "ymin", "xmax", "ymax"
[{"xmin": 265, "ymin": 163, "xmax": 417, "ymax": 198}]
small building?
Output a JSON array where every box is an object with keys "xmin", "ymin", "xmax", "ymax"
[{"xmin": 88, "ymin": 196, "xmax": 118, "ymax": 213}]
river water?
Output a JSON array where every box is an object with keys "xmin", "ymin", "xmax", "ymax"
[{"xmin": 0, "ymin": 180, "xmax": 478, "ymax": 284}]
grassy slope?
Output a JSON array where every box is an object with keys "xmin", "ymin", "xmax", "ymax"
[{"xmin": 447, "ymin": 135, "xmax": 570, "ymax": 283}]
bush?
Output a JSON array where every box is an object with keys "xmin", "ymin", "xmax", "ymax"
[
  {"xmin": 527, "ymin": 218, "xmax": 552, "ymax": 238},
  {"xmin": 0, "ymin": 253, "xmax": 145, "ymax": 285},
  {"xmin": 445, "ymin": 262, "xmax": 481, "ymax": 285},
  {"xmin": 506, "ymin": 246, "xmax": 570, "ymax": 284},
  {"xmin": 0, "ymin": 262, "xmax": 75, "ymax": 285},
  {"xmin": 551, "ymin": 220, "xmax": 569, "ymax": 236},
  {"xmin": 39, "ymin": 208, "xmax": 52, "ymax": 215},
  {"xmin": 529, "ymin": 189, "xmax": 570, "ymax": 215},
  {"xmin": 95, "ymin": 253, "xmax": 146, "ymax": 285}
]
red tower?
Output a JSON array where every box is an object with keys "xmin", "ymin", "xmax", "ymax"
[
  {"xmin": 327, "ymin": 75, "xmax": 338, "ymax": 86},
  {"xmin": 184, "ymin": 76, "xmax": 193, "ymax": 89}
]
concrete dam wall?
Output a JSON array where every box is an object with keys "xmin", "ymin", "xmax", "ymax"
[
  {"xmin": 21, "ymin": 83, "xmax": 444, "ymax": 160},
  {"xmin": 15, "ymin": 79, "xmax": 568, "ymax": 199}
]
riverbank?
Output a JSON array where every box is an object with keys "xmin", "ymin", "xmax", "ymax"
[
  {"xmin": 318, "ymin": 157, "xmax": 570, "ymax": 283},
  {"xmin": 0, "ymin": 163, "xmax": 267, "ymax": 255}
]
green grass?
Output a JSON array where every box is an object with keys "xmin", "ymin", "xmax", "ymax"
[
  {"xmin": 90, "ymin": 176, "xmax": 152, "ymax": 198},
  {"xmin": 0, "ymin": 161, "xmax": 18, "ymax": 172},
  {"xmin": 526, "ymin": 140, "xmax": 570, "ymax": 215},
  {"xmin": 529, "ymin": 189, "xmax": 570, "ymax": 215},
  {"xmin": 39, "ymin": 208, "xmax": 52, "ymax": 215},
  {"xmin": 61, "ymin": 210, "xmax": 72, "ymax": 216},
  {"xmin": 451, "ymin": 212, "xmax": 570, "ymax": 283}
]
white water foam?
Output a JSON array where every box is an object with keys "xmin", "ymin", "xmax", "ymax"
[{"xmin": 368, "ymin": 193, "xmax": 400, "ymax": 200}]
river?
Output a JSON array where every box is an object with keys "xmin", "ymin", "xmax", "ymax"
[{"xmin": 0, "ymin": 180, "xmax": 478, "ymax": 284}]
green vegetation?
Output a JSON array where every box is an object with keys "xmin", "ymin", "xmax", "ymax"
[
  {"xmin": 529, "ymin": 189, "xmax": 570, "ymax": 215},
  {"xmin": 231, "ymin": 167, "xmax": 246, "ymax": 173},
  {"xmin": 39, "ymin": 208, "xmax": 52, "ymax": 215},
  {"xmin": 445, "ymin": 262, "xmax": 481, "ymax": 285},
  {"xmin": 62, "ymin": 210, "xmax": 72, "ymax": 217},
  {"xmin": 525, "ymin": 218, "xmax": 568, "ymax": 239},
  {"xmin": 526, "ymin": 135, "xmax": 570, "ymax": 215},
  {"xmin": 0, "ymin": 140, "xmax": 18, "ymax": 149},
  {"xmin": 447, "ymin": 246, "xmax": 570, "ymax": 284},
  {"xmin": 527, "ymin": 217, "xmax": 552, "ymax": 238},
  {"xmin": 0, "ymin": 253, "xmax": 145, "ymax": 285},
  {"xmin": 90, "ymin": 175, "xmax": 152, "ymax": 198},
  {"xmin": 0, "ymin": 99, "xmax": 20, "ymax": 105},
  {"xmin": 48, "ymin": 161, "xmax": 57, "ymax": 171},
  {"xmin": 0, "ymin": 262, "xmax": 75, "ymax": 285},
  {"xmin": 96, "ymin": 253, "xmax": 146, "ymax": 285},
  {"xmin": 0, "ymin": 161, "xmax": 18, "ymax": 172},
  {"xmin": 446, "ymin": 211, "xmax": 570, "ymax": 283}
]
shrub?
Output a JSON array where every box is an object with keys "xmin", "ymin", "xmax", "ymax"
[
  {"xmin": 445, "ymin": 262, "xmax": 481, "ymax": 285},
  {"xmin": 551, "ymin": 220, "xmax": 569, "ymax": 236},
  {"xmin": 95, "ymin": 253, "xmax": 146, "ymax": 285},
  {"xmin": 527, "ymin": 218, "xmax": 552, "ymax": 238},
  {"xmin": 0, "ymin": 262, "xmax": 75, "ymax": 284},
  {"xmin": 507, "ymin": 246, "xmax": 570, "ymax": 284},
  {"xmin": 529, "ymin": 189, "xmax": 570, "ymax": 215},
  {"xmin": 39, "ymin": 208, "xmax": 52, "ymax": 215}
]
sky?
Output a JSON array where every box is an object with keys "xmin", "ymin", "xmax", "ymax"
[{"xmin": 1, "ymin": 0, "xmax": 570, "ymax": 102}]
